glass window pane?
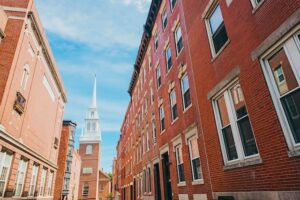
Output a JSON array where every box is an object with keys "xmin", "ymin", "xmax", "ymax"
[
  {"xmin": 222, "ymin": 126, "xmax": 238, "ymax": 161},
  {"xmin": 209, "ymin": 5, "xmax": 223, "ymax": 34},
  {"xmin": 190, "ymin": 138, "xmax": 199, "ymax": 158},
  {"xmin": 217, "ymin": 96, "xmax": 230, "ymax": 127},
  {"xmin": 230, "ymin": 85, "xmax": 248, "ymax": 119},
  {"xmin": 192, "ymin": 158, "xmax": 201, "ymax": 180},
  {"xmin": 281, "ymin": 89, "xmax": 300, "ymax": 143},
  {"xmin": 238, "ymin": 116, "xmax": 258, "ymax": 156},
  {"xmin": 268, "ymin": 48, "xmax": 298, "ymax": 96},
  {"xmin": 178, "ymin": 164, "xmax": 185, "ymax": 182}
]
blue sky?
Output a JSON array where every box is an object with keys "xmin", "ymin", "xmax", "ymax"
[{"xmin": 35, "ymin": 0, "xmax": 151, "ymax": 172}]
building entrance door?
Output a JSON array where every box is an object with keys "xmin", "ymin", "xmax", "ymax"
[
  {"xmin": 154, "ymin": 163, "xmax": 162, "ymax": 200},
  {"xmin": 162, "ymin": 152, "xmax": 172, "ymax": 200}
]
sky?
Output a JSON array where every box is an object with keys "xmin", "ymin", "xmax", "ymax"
[{"xmin": 35, "ymin": 0, "xmax": 151, "ymax": 172}]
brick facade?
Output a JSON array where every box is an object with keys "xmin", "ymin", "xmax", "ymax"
[
  {"xmin": 0, "ymin": 0, "xmax": 67, "ymax": 199},
  {"xmin": 98, "ymin": 170, "xmax": 111, "ymax": 200},
  {"xmin": 115, "ymin": 0, "xmax": 300, "ymax": 200}
]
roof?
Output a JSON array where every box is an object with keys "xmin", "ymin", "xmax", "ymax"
[{"xmin": 127, "ymin": 0, "xmax": 162, "ymax": 96}]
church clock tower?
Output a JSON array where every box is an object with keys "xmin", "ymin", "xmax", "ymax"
[{"xmin": 78, "ymin": 77, "xmax": 102, "ymax": 200}]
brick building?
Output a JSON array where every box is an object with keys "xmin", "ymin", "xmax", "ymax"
[
  {"xmin": 54, "ymin": 121, "xmax": 81, "ymax": 200},
  {"xmin": 68, "ymin": 149, "xmax": 81, "ymax": 200},
  {"xmin": 98, "ymin": 170, "xmax": 111, "ymax": 200},
  {"xmin": 0, "ymin": 0, "xmax": 67, "ymax": 199},
  {"xmin": 115, "ymin": 0, "xmax": 300, "ymax": 200},
  {"xmin": 78, "ymin": 78, "xmax": 102, "ymax": 200}
]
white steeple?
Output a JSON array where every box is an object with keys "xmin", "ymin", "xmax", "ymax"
[{"xmin": 79, "ymin": 76, "xmax": 102, "ymax": 143}]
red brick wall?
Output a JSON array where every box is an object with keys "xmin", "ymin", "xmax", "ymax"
[
  {"xmin": 53, "ymin": 124, "xmax": 71, "ymax": 200},
  {"xmin": 182, "ymin": 0, "xmax": 300, "ymax": 193},
  {"xmin": 78, "ymin": 143, "xmax": 100, "ymax": 200}
]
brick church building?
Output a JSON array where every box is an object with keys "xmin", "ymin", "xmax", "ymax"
[{"xmin": 78, "ymin": 77, "xmax": 102, "ymax": 200}]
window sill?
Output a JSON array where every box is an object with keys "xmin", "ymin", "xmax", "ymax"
[
  {"xmin": 171, "ymin": 117, "xmax": 179, "ymax": 125},
  {"xmin": 211, "ymin": 40, "xmax": 230, "ymax": 63},
  {"xmin": 288, "ymin": 148, "xmax": 300, "ymax": 158},
  {"xmin": 183, "ymin": 104, "xmax": 192, "ymax": 113},
  {"xmin": 192, "ymin": 179, "xmax": 204, "ymax": 185},
  {"xmin": 177, "ymin": 181, "xmax": 186, "ymax": 187},
  {"xmin": 176, "ymin": 47, "xmax": 184, "ymax": 59},
  {"xmin": 160, "ymin": 130, "xmax": 166, "ymax": 135},
  {"xmin": 223, "ymin": 156, "xmax": 262, "ymax": 170},
  {"xmin": 252, "ymin": 0, "xmax": 265, "ymax": 14}
]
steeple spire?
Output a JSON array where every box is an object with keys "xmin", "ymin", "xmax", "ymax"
[{"xmin": 91, "ymin": 74, "xmax": 97, "ymax": 108}]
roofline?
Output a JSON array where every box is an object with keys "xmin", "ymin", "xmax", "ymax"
[
  {"xmin": 127, "ymin": 0, "xmax": 162, "ymax": 96},
  {"xmin": 63, "ymin": 120, "xmax": 77, "ymax": 127},
  {"xmin": 28, "ymin": 9, "xmax": 67, "ymax": 102}
]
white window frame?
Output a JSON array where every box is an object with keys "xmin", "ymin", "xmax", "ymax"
[
  {"xmin": 38, "ymin": 168, "xmax": 47, "ymax": 196},
  {"xmin": 46, "ymin": 171, "xmax": 53, "ymax": 196},
  {"xmin": 82, "ymin": 183, "xmax": 89, "ymax": 196},
  {"xmin": 260, "ymin": 31, "xmax": 300, "ymax": 154},
  {"xmin": 28, "ymin": 164, "xmax": 39, "ymax": 197},
  {"xmin": 212, "ymin": 81, "xmax": 259, "ymax": 165},
  {"xmin": 154, "ymin": 31, "xmax": 159, "ymax": 51},
  {"xmin": 187, "ymin": 136, "xmax": 203, "ymax": 182},
  {"xmin": 14, "ymin": 159, "xmax": 28, "ymax": 197},
  {"xmin": 204, "ymin": 3, "xmax": 228, "ymax": 57},
  {"xmin": 175, "ymin": 144, "xmax": 185, "ymax": 183},
  {"xmin": 181, "ymin": 73, "xmax": 192, "ymax": 110},
  {"xmin": 169, "ymin": 89, "xmax": 178, "ymax": 122},
  {"xmin": 156, "ymin": 67, "xmax": 161, "ymax": 89},
  {"xmin": 250, "ymin": 0, "xmax": 263, "ymax": 8},
  {"xmin": 152, "ymin": 120, "xmax": 157, "ymax": 144},
  {"xmin": 86, "ymin": 145, "xmax": 93, "ymax": 155},
  {"xmin": 0, "ymin": 152, "xmax": 12, "ymax": 197},
  {"xmin": 165, "ymin": 46, "xmax": 172, "ymax": 71},
  {"xmin": 159, "ymin": 105, "xmax": 165, "ymax": 132},
  {"xmin": 175, "ymin": 25, "xmax": 183, "ymax": 55}
]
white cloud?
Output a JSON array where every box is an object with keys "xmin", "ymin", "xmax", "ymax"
[
  {"xmin": 36, "ymin": 0, "xmax": 149, "ymax": 50},
  {"xmin": 117, "ymin": 0, "xmax": 151, "ymax": 12}
]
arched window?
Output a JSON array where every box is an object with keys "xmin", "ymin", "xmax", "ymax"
[
  {"xmin": 87, "ymin": 122, "xmax": 90, "ymax": 131},
  {"xmin": 86, "ymin": 145, "xmax": 92, "ymax": 155},
  {"xmin": 82, "ymin": 183, "xmax": 89, "ymax": 196},
  {"xmin": 21, "ymin": 64, "xmax": 30, "ymax": 90},
  {"xmin": 92, "ymin": 123, "xmax": 96, "ymax": 131}
]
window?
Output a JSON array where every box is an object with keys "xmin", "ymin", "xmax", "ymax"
[
  {"xmin": 99, "ymin": 184, "xmax": 104, "ymax": 191},
  {"xmin": 206, "ymin": 4, "xmax": 228, "ymax": 56},
  {"xmin": 250, "ymin": 0, "xmax": 263, "ymax": 8},
  {"xmin": 83, "ymin": 183, "xmax": 89, "ymax": 196},
  {"xmin": 262, "ymin": 36, "xmax": 300, "ymax": 150},
  {"xmin": 38, "ymin": 169, "xmax": 47, "ymax": 196},
  {"xmin": 175, "ymin": 144, "xmax": 185, "ymax": 183},
  {"xmin": 165, "ymin": 46, "xmax": 172, "ymax": 70},
  {"xmin": 171, "ymin": 0, "xmax": 177, "ymax": 9},
  {"xmin": 169, "ymin": 89, "xmax": 178, "ymax": 121},
  {"xmin": 150, "ymin": 86, "xmax": 154, "ymax": 105},
  {"xmin": 92, "ymin": 123, "xmax": 96, "ymax": 131},
  {"xmin": 146, "ymin": 131, "xmax": 150, "ymax": 151},
  {"xmin": 154, "ymin": 31, "xmax": 158, "ymax": 50},
  {"xmin": 188, "ymin": 137, "xmax": 202, "ymax": 181},
  {"xmin": 159, "ymin": 105, "xmax": 165, "ymax": 132},
  {"xmin": 213, "ymin": 83, "xmax": 258, "ymax": 163},
  {"xmin": 46, "ymin": 171, "xmax": 53, "ymax": 196},
  {"xmin": 147, "ymin": 167, "xmax": 151, "ymax": 193},
  {"xmin": 87, "ymin": 122, "xmax": 90, "ymax": 131},
  {"xmin": 14, "ymin": 159, "xmax": 28, "ymax": 197},
  {"xmin": 148, "ymin": 55, "xmax": 152, "ymax": 69},
  {"xmin": 181, "ymin": 74, "xmax": 191, "ymax": 110},
  {"xmin": 156, "ymin": 67, "xmax": 161, "ymax": 89},
  {"xmin": 0, "ymin": 151, "xmax": 12, "ymax": 197},
  {"xmin": 86, "ymin": 145, "xmax": 93, "ymax": 155},
  {"xmin": 91, "ymin": 111, "xmax": 94, "ymax": 118},
  {"xmin": 162, "ymin": 8, "xmax": 168, "ymax": 30},
  {"xmin": 175, "ymin": 26, "xmax": 183, "ymax": 54},
  {"xmin": 152, "ymin": 120, "xmax": 157, "ymax": 144},
  {"xmin": 28, "ymin": 164, "xmax": 39, "ymax": 196},
  {"xmin": 21, "ymin": 64, "xmax": 30, "ymax": 90}
]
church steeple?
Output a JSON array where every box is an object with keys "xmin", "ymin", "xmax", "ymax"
[{"xmin": 79, "ymin": 76, "xmax": 102, "ymax": 143}]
